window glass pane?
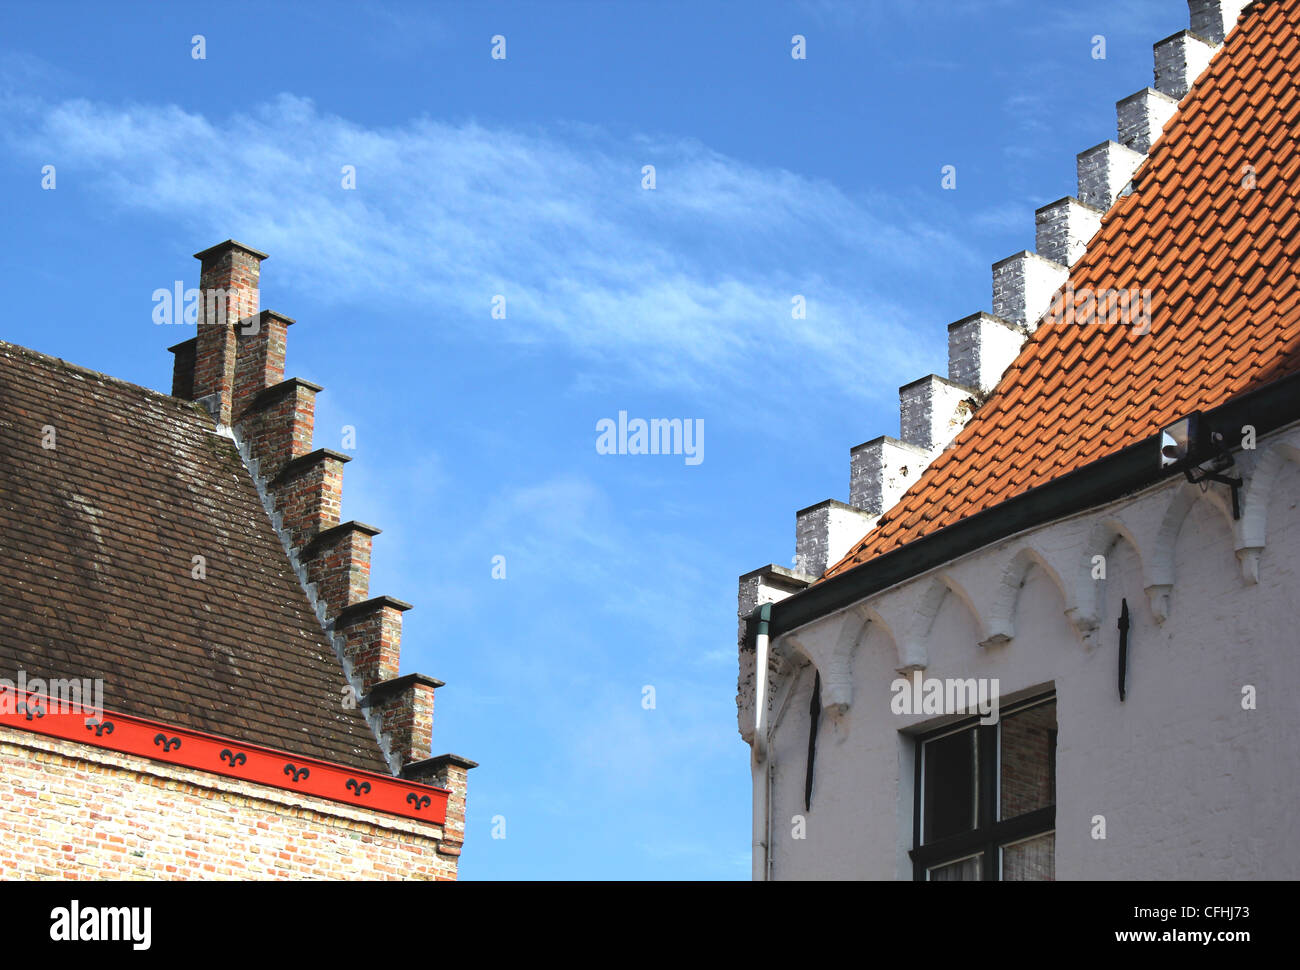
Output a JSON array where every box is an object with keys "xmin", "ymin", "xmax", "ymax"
[
  {"xmin": 928, "ymin": 854, "xmax": 982, "ymax": 881},
  {"xmin": 999, "ymin": 700, "xmax": 1057, "ymax": 820},
  {"xmin": 1001, "ymin": 832, "xmax": 1055, "ymax": 881},
  {"xmin": 923, "ymin": 728, "xmax": 977, "ymax": 844}
]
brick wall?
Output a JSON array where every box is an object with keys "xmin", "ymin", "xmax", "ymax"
[{"xmin": 0, "ymin": 727, "xmax": 459, "ymax": 880}]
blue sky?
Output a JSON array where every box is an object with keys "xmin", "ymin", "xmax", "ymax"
[{"xmin": 0, "ymin": 0, "xmax": 1178, "ymax": 878}]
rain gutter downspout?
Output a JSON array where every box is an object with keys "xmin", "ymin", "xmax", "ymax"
[{"xmin": 751, "ymin": 603, "xmax": 772, "ymax": 882}]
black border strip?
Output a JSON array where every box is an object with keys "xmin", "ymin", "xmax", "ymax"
[{"xmin": 753, "ymin": 367, "xmax": 1300, "ymax": 644}]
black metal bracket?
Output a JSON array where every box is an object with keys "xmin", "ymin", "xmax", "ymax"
[
  {"xmin": 1183, "ymin": 465, "xmax": 1242, "ymax": 519},
  {"xmin": 804, "ymin": 670, "xmax": 821, "ymax": 812},
  {"xmin": 1181, "ymin": 431, "xmax": 1242, "ymax": 518},
  {"xmin": 1118, "ymin": 598, "xmax": 1130, "ymax": 702}
]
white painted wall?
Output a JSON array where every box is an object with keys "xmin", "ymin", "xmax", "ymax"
[{"xmin": 747, "ymin": 423, "xmax": 1300, "ymax": 879}]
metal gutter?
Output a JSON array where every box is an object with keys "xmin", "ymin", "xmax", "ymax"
[{"xmin": 749, "ymin": 366, "xmax": 1300, "ymax": 645}]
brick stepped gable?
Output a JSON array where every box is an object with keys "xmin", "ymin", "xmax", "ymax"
[{"xmin": 169, "ymin": 241, "xmax": 472, "ymax": 850}]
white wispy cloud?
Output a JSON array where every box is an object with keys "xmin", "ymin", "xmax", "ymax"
[{"xmin": 3, "ymin": 90, "xmax": 970, "ymax": 402}]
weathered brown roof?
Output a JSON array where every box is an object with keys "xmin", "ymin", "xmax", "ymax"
[{"xmin": 0, "ymin": 340, "xmax": 389, "ymax": 773}]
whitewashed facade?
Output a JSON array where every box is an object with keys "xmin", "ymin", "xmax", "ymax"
[{"xmin": 732, "ymin": 0, "xmax": 1292, "ymax": 881}]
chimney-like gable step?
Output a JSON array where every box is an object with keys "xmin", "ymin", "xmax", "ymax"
[
  {"xmin": 948, "ymin": 312, "xmax": 1027, "ymax": 396},
  {"xmin": 334, "ymin": 595, "xmax": 413, "ymax": 696},
  {"xmin": 1189, "ymin": 0, "xmax": 1251, "ymax": 46},
  {"xmin": 403, "ymin": 753, "xmax": 478, "ymax": 854},
  {"xmin": 1036, "ymin": 198, "xmax": 1105, "ymax": 268},
  {"xmin": 302, "ymin": 520, "xmax": 382, "ymax": 620},
  {"xmin": 1153, "ymin": 29, "xmax": 1216, "ymax": 100},
  {"xmin": 268, "ymin": 447, "xmax": 351, "ymax": 550},
  {"xmin": 992, "ymin": 251, "xmax": 1069, "ymax": 331},
  {"xmin": 849, "ymin": 436, "xmax": 931, "ymax": 517},
  {"xmin": 737, "ymin": 564, "xmax": 813, "ymax": 648},
  {"xmin": 237, "ymin": 377, "xmax": 323, "ymax": 484},
  {"xmin": 795, "ymin": 499, "xmax": 876, "ymax": 578},
  {"xmin": 233, "ymin": 310, "xmax": 295, "ymax": 421},
  {"xmin": 1077, "ymin": 141, "xmax": 1146, "ymax": 212},
  {"xmin": 1117, "ymin": 88, "xmax": 1179, "ymax": 154},
  {"xmin": 168, "ymin": 338, "xmax": 197, "ymax": 400},
  {"xmin": 364, "ymin": 672, "xmax": 445, "ymax": 773},
  {"xmin": 192, "ymin": 240, "xmax": 268, "ymax": 427},
  {"xmin": 899, "ymin": 374, "xmax": 978, "ymax": 452}
]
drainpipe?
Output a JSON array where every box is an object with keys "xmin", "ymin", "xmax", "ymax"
[{"xmin": 751, "ymin": 603, "xmax": 772, "ymax": 882}]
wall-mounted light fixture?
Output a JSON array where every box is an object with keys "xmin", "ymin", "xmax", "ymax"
[{"xmin": 1159, "ymin": 410, "xmax": 1242, "ymax": 518}]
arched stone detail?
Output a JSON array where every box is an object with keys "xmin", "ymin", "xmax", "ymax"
[
  {"xmin": 983, "ymin": 545, "xmax": 1069, "ymax": 647},
  {"xmin": 759, "ymin": 647, "xmax": 813, "ymax": 746},
  {"xmin": 776, "ymin": 632, "xmax": 813, "ymax": 665},
  {"xmin": 772, "ymin": 605, "xmax": 890, "ymax": 716},
  {"xmin": 820, "ymin": 604, "xmax": 872, "ymax": 715},
  {"xmin": 1235, "ymin": 439, "xmax": 1300, "ymax": 584},
  {"xmin": 1071, "ymin": 517, "xmax": 1145, "ymax": 646},
  {"xmin": 898, "ymin": 573, "xmax": 986, "ymax": 671},
  {"xmin": 1148, "ymin": 479, "xmax": 1239, "ymax": 608}
]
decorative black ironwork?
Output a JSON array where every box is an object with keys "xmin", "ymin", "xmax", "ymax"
[
  {"xmin": 219, "ymin": 749, "xmax": 247, "ymax": 767},
  {"xmin": 346, "ymin": 778, "xmax": 372, "ymax": 796},
  {"xmin": 85, "ymin": 719, "xmax": 115, "ymax": 737},
  {"xmin": 16, "ymin": 702, "xmax": 44, "ymax": 721},
  {"xmin": 153, "ymin": 733, "xmax": 182, "ymax": 752},
  {"xmin": 406, "ymin": 793, "xmax": 431, "ymax": 811},
  {"xmin": 805, "ymin": 670, "xmax": 821, "ymax": 812},
  {"xmin": 1118, "ymin": 598, "xmax": 1131, "ymax": 702},
  {"xmin": 284, "ymin": 764, "xmax": 310, "ymax": 783}
]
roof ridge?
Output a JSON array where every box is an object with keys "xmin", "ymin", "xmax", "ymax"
[{"xmin": 0, "ymin": 338, "xmax": 203, "ymax": 417}]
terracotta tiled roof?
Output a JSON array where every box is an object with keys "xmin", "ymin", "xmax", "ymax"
[
  {"xmin": 0, "ymin": 341, "xmax": 389, "ymax": 772},
  {"xmin": 825, "ymin": 0, "xmax": 1300, "ymax": 579}
]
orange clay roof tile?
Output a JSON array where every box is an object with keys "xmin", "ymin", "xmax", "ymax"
[{"xmin": 823, "ymin": 0, "xmax": 1300, "ymax": 581}]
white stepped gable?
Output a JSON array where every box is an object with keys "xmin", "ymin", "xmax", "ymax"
[
  {"xmin": 900, "ymin": 375, "xmax": 977, "ymax": 450},
  {"xmin": 1036, "ymin": 198, "xmax": 1104, "ymax": 268},
  {"xmin": 993, "ymin": 252, "xmax": 1070, "ymax": 331},
  {"xmin": 949, "ymin": 312, "xmax": 1026, "ymax": 394},
  {"xmin": 735, "ymin": 1, "xmax": 1254, "ymax": 708},
  {"xmin": 1191, "ymin": 0, "xmax": 1251, "ymax": 43},
  {"xmin": 848, "ymin": 436, "xmax": 930, "ymax": 516},
  {"xmin": 794, "ymin": 501, "xmax": 877, "ymax": 579},
  {"xmin": 1117, "ymin": 88, "xmax": 1180, "ymax": 153},
  {"xmin": 1077, "ymin": 140, "xmax": 1148, "ymax": 210},
  {"xmin": 1154, "ymin": 29, "xmax": 1218, "ymax": 98}
]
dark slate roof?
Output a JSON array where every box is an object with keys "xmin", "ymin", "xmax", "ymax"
[{"xmin": 0, "ymin": 340, "xmax": 389, "ymax": 773}]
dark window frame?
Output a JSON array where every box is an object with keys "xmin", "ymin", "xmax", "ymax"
[{"xmin": 909, "ymin": 692, "xmax": 1056, "ymax": 881}]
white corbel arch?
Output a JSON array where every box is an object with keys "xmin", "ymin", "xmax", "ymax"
[
  {"xmin": 1069, "ymin": 517, "xmax": 1146, "ymax": 644},
  {"xmin": 1235, "ymin": 439, "xmax": 1300, "ymax": 583},
  {"xmin": 897, "ymin": 572, "xmax": 987, "ymax": 670},
  {"xmin": 983, "ymin": 545, "xmax": 1070, "ymax": 647},
  {"xmin": 1147, "ymin": 479, "xmax": 1237, "ymax": 616}
]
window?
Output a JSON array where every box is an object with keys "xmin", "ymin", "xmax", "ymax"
[{"xmin": 910, "ymin": 694, "xmax": 1056, "ymax": 881}]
